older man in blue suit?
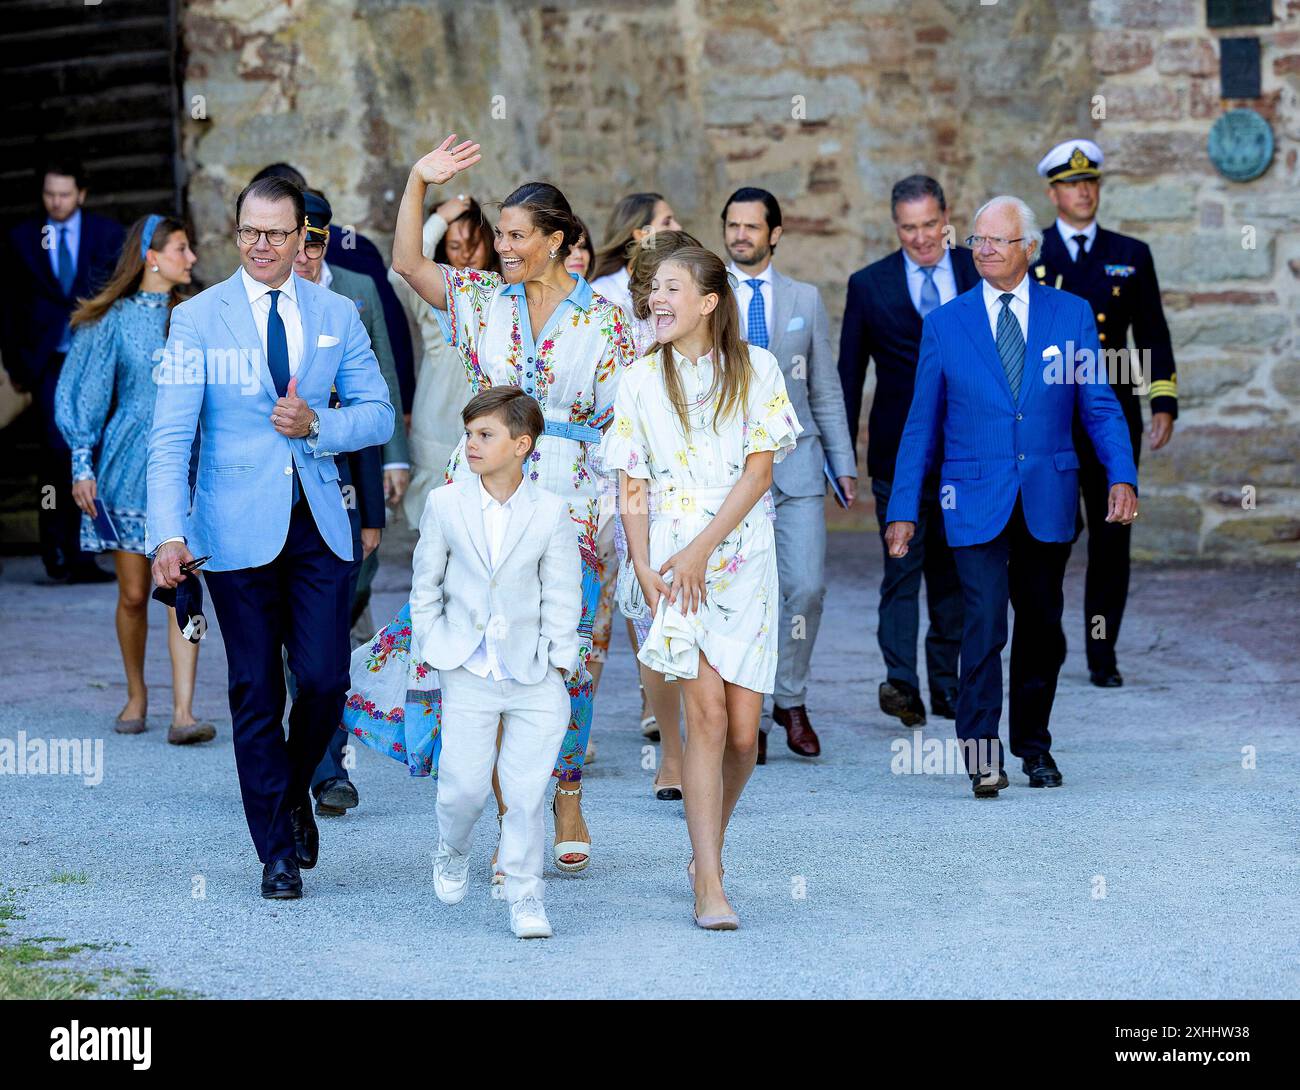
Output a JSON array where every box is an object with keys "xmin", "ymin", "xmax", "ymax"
[
  {"xmin": 147, "ymin": 176, "xmax": 394, "ymax": 896},
  {"xmin": 885, "ymin": 195, "xmax": 1137, "ymax": 798}
]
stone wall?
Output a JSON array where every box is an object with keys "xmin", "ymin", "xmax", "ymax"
[{"xmin": 180, "ymin": 0, "xmax": 1300, "ymax": 561}]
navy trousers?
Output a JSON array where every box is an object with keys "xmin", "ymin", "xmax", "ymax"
[
  {"xmin": 949, "ymin": 498, "xmax": 1071, "ymax": 773},
  {"xmin": 871, "ymin": 477, "xmax": 962, "ymax": 702},
  {"xmin": 205, "ymin": 499, "xmax": 352, "ymax": 864}
]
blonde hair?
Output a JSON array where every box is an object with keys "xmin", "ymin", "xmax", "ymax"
[{"xmin": 655, "ymin": 246, "xmax": 752, "ymax": 437}]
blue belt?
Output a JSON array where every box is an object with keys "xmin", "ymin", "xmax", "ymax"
[{"xmin": 544, "ymin": 419, "xmax": 603, "ymax": 444}]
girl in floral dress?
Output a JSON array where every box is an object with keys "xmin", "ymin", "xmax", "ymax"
[
  {"xmin": 599, "ymin": 246, "xmax": 802, "ymax": 929},
  {"xmin": 343, "ymin": 136, "xmax": 633, "ymax": 870}
]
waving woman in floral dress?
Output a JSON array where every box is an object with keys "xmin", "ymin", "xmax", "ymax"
[{"xmin": 343, "ymin": 136, "xmax": 633, "ymax": 871}]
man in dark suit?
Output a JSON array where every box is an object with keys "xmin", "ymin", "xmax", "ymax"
[
  {"xmin": 290, "ymin": 189, "xmax": 391, "ymax": 819},
  {"xmin": 1033, "ymin": 139, "xmax": 1178, "ymax": 689},
  {"xmin": 2, "ymin": 162, "xmax": 124, "ymax": 581},
  {"xmin": 839, "ymin": 176, "xmax": 977, "ymax": 729},
  {"xmin": 885, "ymin": 196, "xmax": 1138, "ymax": 798}
]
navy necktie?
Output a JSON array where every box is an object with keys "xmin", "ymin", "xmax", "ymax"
[
  {"xmin": 918, "ymin": 265, "xmax": 940, "ymax": 317},
  {"xmin": 266, "ymin": 290, "xmax": 299, "ymax": 503},
  {"xmin": 745, "ymin": 279, "xmax": 768, "ymax": 349},
  {"xmin": 266, "ymin": 289, "xmax": 291, "ymax": 396},
  {"xmin": 1072, "ymin": 233, "xmax": 1090, "ymax": 265},
  {"xmin": 57, "ymin": 225, "xmax": 75, "ymax": 296},
  {"xmin": 996, "ymin": 293, "xmax": 1025, "ymax": 401}
]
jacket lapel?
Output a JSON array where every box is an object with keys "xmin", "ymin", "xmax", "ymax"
[
  {"xmin": 957, "ymin": 285, "xmax": 1016, "ymax": 410},
  {"xmin": 887, "ymin": 250, "xmax": 922, "ymax": 337},
  {"xmin": 456, "ymin": 479, "xmax": 491, "ymax": 571},
  {"xmin": 493, "ymin": 479, "xmax": 538, "ymax": 569},
  {"xmin": 295, "ymin": 274, "xmax": 322, "ymax": 388},
  {"xmin": 1021, "ymin": 280, "xmax": 1056, "ymax": 410},
  {"xmin": 219, "ymin": 270, "xmax": 279, "ymax": 403}
]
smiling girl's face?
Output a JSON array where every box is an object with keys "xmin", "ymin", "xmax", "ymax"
[{"xmin": 647, "ymin": 259, "xmax": 717, "ymax": 345}]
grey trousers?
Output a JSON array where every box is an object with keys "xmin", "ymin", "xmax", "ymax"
[{"xmin": 767, "ymin": 484, "xmax": 827, "ymax": 723}]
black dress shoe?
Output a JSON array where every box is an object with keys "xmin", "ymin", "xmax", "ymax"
[
  {"xmin": 879, "ymin": 681, "xmax": 926, "ymax": 727},
  {"xmin": 314, "ymin": 778, "xmax": 359, "ymax": 817},
  {"xmin": 756, "ymin": 730, "xmax": 767, "ymax": 766},
  {"xmin": 1022, "ymin": 753, "xmax": 1063, "ymax": 787},
  {"xmin": 1089, "ymin": 669, "xmax": 1123, "ymax": 688},
  {"xmin": 261, "ymin": 857, "xmax": 302, "ymax": 899},
  {"xmin": 969, "ymin": 767, "xmax": 1009, "ymax": 798},
  {"xmin": 929, "ymin": 691, "xmax": 958, "ymax": 720},
  {"xmin": 289, "ymin": 800, "xmax": 319, "ymax": 868}
]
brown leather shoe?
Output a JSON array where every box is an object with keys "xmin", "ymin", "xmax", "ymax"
[
  {"xmin": 756, "ymin": 730, "xmax": 767, "ymax": 765},
  {"xmin": 773, "ymin": 705, "xmax": 820, "ymax": 757}
]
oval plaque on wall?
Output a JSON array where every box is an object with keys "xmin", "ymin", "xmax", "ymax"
[{"xmin": 1208, "ymin": 108, "xmax": 1274, "ymax": 182}]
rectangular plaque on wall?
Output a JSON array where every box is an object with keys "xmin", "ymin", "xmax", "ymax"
[
  {"xmin": 1207, "ymin": 0, "xmax": 1273, "ymax": 26},
  {"xmin": 1220, "ymin": 37, "xmax": 1262, "ymax": 98}
]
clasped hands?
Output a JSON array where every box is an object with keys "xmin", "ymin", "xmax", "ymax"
[
  {"xmin": 635, "ymin": 540, "xmax": 711, "ymax": 617},
  {"xmin": 271, "ymin": 376, "xmax": 315, "ymax": 438}
]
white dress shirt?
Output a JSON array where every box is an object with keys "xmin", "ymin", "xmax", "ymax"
[
  {"xmin": 241, "ymin": 267, "xmax": 304, "ymax": 375},
  {"xmin": 317, "ymin": 260, "xmax": 334, "ymax": 291},
  {"xmin": 1056, "ymin": 217, "xmax": 1097, "ymax": 261},
  {"xmin": 982, "ymin": 274, "xmax": 1030, "ymax": 343},
  {"xmin": 902, "ymin": 248, "xmax": 958, "ymax": 314},
  {"xmin": 461, "ymin": 476, "xmax": 524, "ymax": 682},
  {"xmin": 728, "ymin": 261, "xmax": 773, "ymax": 343}
]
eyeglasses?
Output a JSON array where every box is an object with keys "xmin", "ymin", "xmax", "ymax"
[
  {"xmin": 303, "ymin": 240, "xmax": 326, "ymax": 259},
  {"xmin": 236, "ymin": 226, "xmax": 301, "ymax": 247},
  {"xmin": 965, "ymin": 235, "xmax": 1025, "ymax": 250}
]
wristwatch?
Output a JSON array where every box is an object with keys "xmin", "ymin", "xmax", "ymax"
[{"xmin": 308, "ymin": 411, "xmax": 320, "ymax": 440}]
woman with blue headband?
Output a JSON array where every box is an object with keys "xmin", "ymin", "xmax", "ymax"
[{"xmin": 55, "ymin": 212, "xmax": 215, "ymax": 745}]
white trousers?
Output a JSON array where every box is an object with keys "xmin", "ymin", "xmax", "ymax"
[{"xmin": 437, "ymin": 665, "xmax": 570, "ymax": 904}]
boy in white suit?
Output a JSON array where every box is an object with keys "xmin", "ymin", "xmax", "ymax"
[{"xmin": 411, "ymin": 386, "xmax": 581, "ymax": 938}]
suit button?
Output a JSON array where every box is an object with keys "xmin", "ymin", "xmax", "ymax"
[
  {"xmin": 1096, "ymin": 312, "xmax": 1106, "ymax": 323},
  {"xmin": 1016, "ymin": 413, "xmax": 1023, "ymax": 421},
  {"xmin": 284, "ymin": 466, "xmax": 293, "ymax": 475},
  {"xmin": 1018, "ymin": 453, "xmax": 1025, "ymax": 461},
  {"xmin": 1099, "ymin": 333, "xmax": 1107, "ymax": 342},
  {"xmin": 475, "ymin": 623, "xmax": 484, "ymax": 632}
]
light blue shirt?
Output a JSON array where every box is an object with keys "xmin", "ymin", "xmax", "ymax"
[
  {"xmin": 47, "ymin": 207, "xmax": 81, "ymax": 283},
  {"xmin": 902, "ymin": 247, "xmax": 957, "ymax": 315},
  {"xmin": 1056, "ymin": 217, "xmax": 1097, "ymax": 261}
]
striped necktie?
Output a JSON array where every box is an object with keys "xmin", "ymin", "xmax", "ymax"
[
  {"xmin": 745, "ymin": 279, "xmax": 768, "ymax": 349},
  {"xmin": 995, "ymin": 293, "xmax": 1024, "ymax": 400}
]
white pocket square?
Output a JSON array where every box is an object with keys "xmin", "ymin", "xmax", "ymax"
[
  {"xmin": 317, "ymin": 334, "xmax": 340, "ymax": 348},
  {"xmin": 1042, "ymin": 344, "xmax": 1061, "ymax": 359},
  {"xmin": 786, "ymin": 315, "xmax": 805, "ymax": 332}
]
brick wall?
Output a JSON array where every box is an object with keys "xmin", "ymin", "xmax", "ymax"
[{"xmin": 180, "ymin": 0, "xmax": 1300, "ymax": 561}]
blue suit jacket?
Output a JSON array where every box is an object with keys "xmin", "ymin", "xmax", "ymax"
[
  {"xmin": 886, "ymin": 280, "xmax": 1137, "ymax": 546},
  {"xmin": 146, "ymin": 269, "xmax": 395, "ymax": 570}
]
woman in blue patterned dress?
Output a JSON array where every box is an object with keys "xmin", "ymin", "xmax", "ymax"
[
  {"xmin": 344, "ymin": 136, "xmax": 634, "ymax": 871},
  {"xmin": 55, "ymin": 214, "xmax": 215, "ymax": 745}
]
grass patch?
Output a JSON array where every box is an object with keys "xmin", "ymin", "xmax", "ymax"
[
  {"xmin": 0, "ymin": 887, "xmax": 197, "ymax": 1000},
  {"xmin": 50, "ymin": 870, "xmax": 90, "ymax": 885}
]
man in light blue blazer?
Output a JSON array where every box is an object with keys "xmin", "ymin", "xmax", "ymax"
[
  {"xmin": 723, "ymin": 187, "xmax": 857, "ymax": 764},
  {"xmin": 147, "ymin": 176, "xmax": 394, "ymax": 896},
  {"xmin": 885, "ymin": 196, "xmax": 1137, "ymax": 798}
]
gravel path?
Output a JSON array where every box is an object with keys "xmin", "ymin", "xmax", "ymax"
[{"xmin": 2, "ymin": 528, "xmax": 1296, "ymax": 999}]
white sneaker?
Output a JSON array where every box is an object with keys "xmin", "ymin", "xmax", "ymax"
[
  {"xmin": 432, "ymin": 842, "xmax": 470, "ymax": 905},
  {"xmin": 509, "ymin": 895, "xmax": 553, "ymax": 938}
]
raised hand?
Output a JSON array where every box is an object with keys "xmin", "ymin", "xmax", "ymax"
[{"xmin": 412, "ymin": 135, "xmax": 482, "ymax": 186}]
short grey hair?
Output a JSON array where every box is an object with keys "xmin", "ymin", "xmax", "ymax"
[{"xmin": 972, "ymin": 195, "xmax": 1042, "ymax": 254}]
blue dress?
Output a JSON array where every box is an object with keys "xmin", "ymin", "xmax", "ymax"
[{"xmin": 54, "ymin": 291, "xmax": 170, "ymax": 555}]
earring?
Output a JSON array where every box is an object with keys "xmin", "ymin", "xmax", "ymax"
[
  {"xmin": 151, "ymin": 264, "xmax": 160, "ymax": 273},
  {"xmin": 549, "ymin": 248, "xmax": 558, "ymax": 260}
]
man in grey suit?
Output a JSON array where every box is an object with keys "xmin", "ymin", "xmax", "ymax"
[{"xmin": 722, "ymin": 188, "xmax": 857, "ymax": 763}]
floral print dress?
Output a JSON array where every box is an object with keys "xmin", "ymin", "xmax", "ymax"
[
  {"xmin": 598, "ymin": 344, "xmax": 802, "ymax": 693},
  {"xmin": 343, "ymin": 268, "xmax": 633, "ymax": 778}
]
